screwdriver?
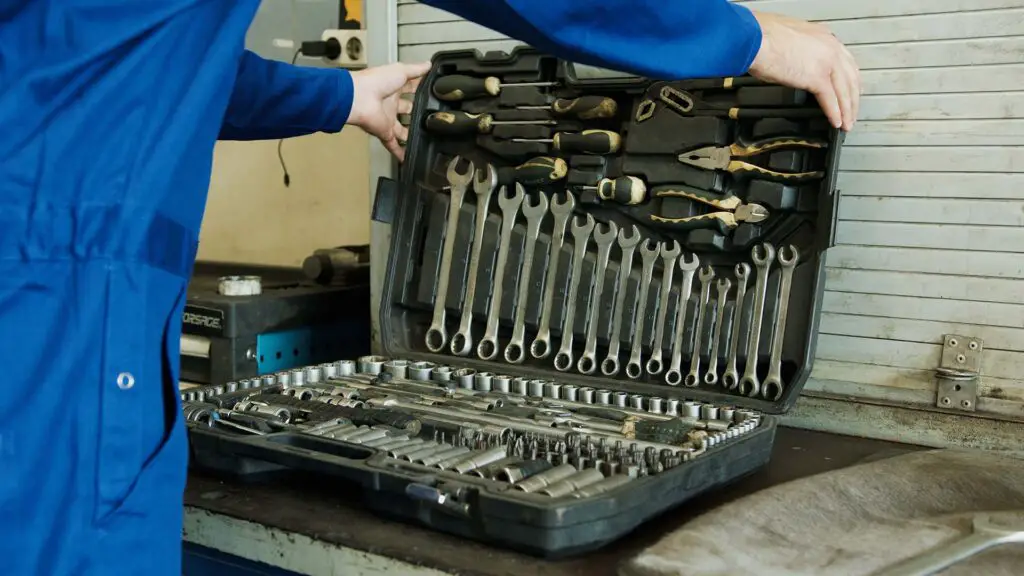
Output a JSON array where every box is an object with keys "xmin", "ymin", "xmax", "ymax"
[
  {"xmin": 432, "ymin": 74, "xmax": 558, "ymax": 102},
  {"xmin": 511, "ymin": 129, "xmax": 621, "ymax": 155},
  {"xmin": 517, "ymin": 96, "xmax": 619, "ymax": 119},
  {"xmin": 424, "ymin": 111, "xmax": 555, "ymax": 136},
  {"xmin": 502, "ymin": 156, "xmax": 568, "ymax": 187},
  {"xmin": 581, "ymin": 176, "xmax": 647, "ymax": 205}
]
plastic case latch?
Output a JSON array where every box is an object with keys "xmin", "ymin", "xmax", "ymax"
[{"xmin": 372, "ymin": 177, "xmax": 399, "ymax": 224}]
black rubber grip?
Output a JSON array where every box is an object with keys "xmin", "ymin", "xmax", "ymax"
[
  {"xmin": 513, "ymin": 156, "xmax": 568, "ymax": 186},
  {"xmin": 432, "ymin": 75, "xmax": 500, "ymax": 101},
  {"xmin": 553, "ymin": 130, "xmax": 621, "ymax": 154},
  {"xmin": 424, "ymin": 111, "xmax": 489, "ymax": 136},
  {"xmin": 552, "ymin": 96, "xmax": 618, "ymax": 119}
]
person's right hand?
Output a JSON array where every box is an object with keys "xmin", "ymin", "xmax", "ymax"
[{"xmin": 747, "ymin": 11, "xmax": 861, "ymax": 131}]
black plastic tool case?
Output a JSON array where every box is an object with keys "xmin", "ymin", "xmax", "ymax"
[{"xmin": 186, "ymin": 46, "xmax": 843, "ymax": 558}]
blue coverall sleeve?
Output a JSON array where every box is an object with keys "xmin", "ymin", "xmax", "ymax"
[
  {"xmin": 422, "ymin": 0, "xmax": 763, "ymax": 80},
  {"xmin": 219, "ymin": 50, "xmax": 355, "ymax": 140}
]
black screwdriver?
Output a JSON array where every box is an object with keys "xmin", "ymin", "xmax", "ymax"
[
  {"xmin": 424, "ymin": 111, "xmax": 555, "ymax": 136},
  {"xmin": 517, "ymin": 96, "xmax": 619, "ymax": 119},
  {"xmin": 503, "ymin": 156, "xmax": 568, "ymax": 187},
  {"xmin": 512, "ymin": 129, "xmax": 621, "ymax": 155},
  {"xmin": 582, "ymin": 176, "xmax": 647, "ymax": 205},
  {"xmin": 432, "ymin": 74, "xmax": 558, "ymax": 102}
]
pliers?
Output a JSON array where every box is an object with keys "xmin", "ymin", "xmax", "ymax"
[
  {"xmin": 649, "ymin": 186, "xmax": 769, "ymax": 234},
  {"xmin": 678, "ymin": 135, "xmax": 829, "ymax": 184}
]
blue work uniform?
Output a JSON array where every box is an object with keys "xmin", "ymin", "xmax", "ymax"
[{"xmin": 0, "ymin": 1, "xmax": 760, "ymax": 573}]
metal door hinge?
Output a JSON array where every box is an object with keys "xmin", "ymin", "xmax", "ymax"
[{"xmin": 935, "ymin": 334, "xmax": 983, "ymax": 412}]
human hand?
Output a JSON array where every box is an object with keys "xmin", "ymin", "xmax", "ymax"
[
  {"xmin": 748, "ymin": 11, "xmax": 861, "ymax": 131},
  {"xmin": 349, "ymin": 61, "xmax": 432, "ymax": 161}
]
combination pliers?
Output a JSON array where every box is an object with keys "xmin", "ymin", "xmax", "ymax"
[
  {"xmin": 649, "ymin": 186, "xmax": 769, "ymax": 234},
  {"xmin": 678, "ymin": 135, "xmax": 829, "ymax": 184}
]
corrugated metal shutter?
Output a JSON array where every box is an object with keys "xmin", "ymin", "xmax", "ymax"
[{"xmin": 397, "ymin": 0, "xmax": 1024, "ymax": 422}]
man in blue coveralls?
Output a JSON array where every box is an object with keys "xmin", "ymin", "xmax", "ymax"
[{"xmin": 0, "ymin": 1, "xmax": 858, "ymax": 573}]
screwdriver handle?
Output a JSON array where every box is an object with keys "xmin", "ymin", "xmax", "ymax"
[
  {"xmin": 424, "ymin": 111, "xmax": 493, "ymax": 136},
  {"xmin": 432, "ymin": 75, "xmax": 501, "ymax": 102},
  {"xmin": 553, "ymin": 130, "xmax": 621, "ymax": 155},
  {"xmin": 513, "ymin": 156, "xmax": 568, "ymax": 187},
  {"xmin": 551, "ymin": 96, "xmax": 618, "ymax": 119},
  {"xmin": 595, "ymin": 176, "xmax": 647, "ymax": 205}
]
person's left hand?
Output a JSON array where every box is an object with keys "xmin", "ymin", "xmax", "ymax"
[{"xmin": 348, "ymin": 61, "xmax": 432, "ymax": 161}]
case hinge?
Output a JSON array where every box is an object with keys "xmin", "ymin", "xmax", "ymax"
[{"xmin": 935, "ymin": 334, "xmax": 983, "ymax": 412}]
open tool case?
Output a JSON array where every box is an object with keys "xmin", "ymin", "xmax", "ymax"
[{"xmin": 184, "ymin": 46, "xmax": 843, "ymax": 558}]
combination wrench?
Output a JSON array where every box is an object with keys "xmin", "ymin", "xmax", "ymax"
[
  {"xmin": 739, "ymin": 242, "xmax": 775, "ymax": 397},
  {"xmin": 664, "ymin": 253, "xmax": 700, "ymax": 386},
  {"xmin": 646, "ymin": 241, "xmax": 682, "ymax": 376},
  {"xmin": 600, "ymin": 225, "xmax": 642, "ymax": 377},
  {"xmin": 577, "ymin": 220, "xmax": 619, "ymax": 374},
  {"xmin": 625, "ymin": 240, "xmax": 661, "ymax": 379},
  {"xmin": 530, "ymin": 191, "xmax": 576, "ymax": 359},
  {"xmin": 722, "ymin": 263, "xmax": 751, "ymax": 390},
  {"xmin": 762, "ymin": 245, "xmax": 799, "ymax": 401},
  {"xmin": 553, "ymin": 214, "xmax": 596, "ymax": 372},
  {"xmin": 425, "ymin": 156, "xmax": 475, "ymax": 353},
  {"xmin": 703, "ymin": 277, "xmax": 733, "ymax": 385},
  {"xmin": 450, "ymin": 164, "xmax": 498, "ymax": 356},
  {"xmin": 684, "ymin": 265, "xmax": 716, "ymax": 387},
  {"xmin": 503, "ymin": 192, "xmax": 550, "ymax": 364},
  {"xmin": 476, "ymin": 183, "xmax": 525, "ymax": 361}
]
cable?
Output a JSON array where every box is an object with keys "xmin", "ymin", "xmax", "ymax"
[{"xmin": 278, "ymin": 48, "xmax": 302, "ymax": 187}]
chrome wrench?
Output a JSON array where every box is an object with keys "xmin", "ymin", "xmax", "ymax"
[
  {"xmin": 703, "ymin": 277, "xmax": 733, "ymax": 385},
  {"xmin": 450, "ymin": 164, "xmax": 498, "ymax": 356},
  {"xmin": 553, "ymin": 214, "xmax": 595, "ymax": 372},
  {"xmin": 530, "ymin": 191, "xmax": 576, "ymax": 359},
  {"xmin": 722, "ymin": 263, "xmax": 751, "ymax": 390},
  {"xmin": 625, "ymin": 240, "xmax": 661, "ymax": 379},
  {"xmin": 503, "ymin": 192, "xmax": 549, "ymax": 364},
  {"xmin": 664, "ymin": 253, "xmax": 700, "ymax": 386},
  {"xmin": 762, "ymin": 245, "xmax": 799, "ymax": 401},
  {"xmin": 476, "ymin": 183, "xmax": 525, "ymax": 361},
  {"xmin": 739, "ymin": 242, "xmax": 775, "ymax": 397},
  {"xmin": 600, "ymin": 225, "xmax": 642, "ymax": 377},
  {"xmin": 684, "ymin": 265, "xmax": 716, "ymax": 387},
  {"xmin": 425, "ymin": 156, "xmax": 475, "ymax": 353},
  {"xmin": 646, "ymin": 241, "xmax": 682, "ymax": 376},
  {"xmin": 577, "ymin": 220, "xmax": 619, "ymax": 374}
]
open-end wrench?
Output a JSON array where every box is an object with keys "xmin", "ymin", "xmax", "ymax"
[
  {"xmin": 553, "ymin": 214, "xmax": 596, "ymax": 372},
  {"xmin": 684, "ymin": 265, "xmax": 716, "ymax": 387},
  {"xmin": 530, "ymin": 191, "xmax": 576, "ymax": 359},
  {"xmin": 664, "ymin": 253, "xmax": 700, "ymax": 386},
  {"xmin": 503, "ymin": 192, "xmax": 550, "ymax": 364},
  {"xmin": 762, "ymin": 245, "xmax": 799, "ymax": 401},
  {"xmin": 739, "ymin": 242, "xmax": 775, "ymax": 397},
  {"xmin": 450, "ymin": 164, "xmax": 498, "ymax": 356},
  {"xmin": 426, "ymin": 156, "xmax": 475, "ymax": 353},
  {"xmin": 625, "ymin": 240, "xmax": 661, "ymax": 379},
  {"xmin": 646, "ymin": 241, "xmax": 682, "ymax": 376},
  {"xmin": 600, "ymin": 225, "xmax": 642, "ymax": 377},
  {"xmin": 703, "ymin": 278, "xmax": 733, "ymax": 385},
  {"xmin": 476, "ymin": 184, "xmax": 525, "ymax": 361},
  {"xmin": 577, "ymin": 220, "xmax": 619, "ymax": 374},
  {"xmin": 722, "ymin": 263, "xmax": 751, "ymax": 390}
]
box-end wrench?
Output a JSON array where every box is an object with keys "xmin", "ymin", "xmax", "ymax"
[
  {"xmin": 450, "ymin": 164, "xmax": 498, "ymax": 356},
  {"xmin": 762, "ymin": 245, "xmax": 799, "ymax": 401},
  {"xmin": 646, "ymin": 241, "xmax": 682, "ymax": 376},
  {"xmin": 553, "ymin": 214, "xmax": 596, "ymax": 372},
  {"xmin": 722, "ymin": 263, "xmax": 751, "ymax": 390},
  {"xmin": 739, "ymin": 242, "xmax": 775, "ymax": 397},
  {"xmin": 664, "ymin": 253, "xmax": 700, "ymax": 386},
  {"xmin": 476, "ymin": 184, "xmax": 525, "ymax": 361},
  {"xmin": 684, "ymin": 265, "xmax": 716, "ymax": 387},
  {"xmin": 600, "ymin": 226, "xmax": 642, "ymax": 377},
  {"xmin": 426, "ymin": 156, "xmax": 475, "ymax": 353},
  {"xmin": 625, "ymin": 240, "xmax": 661, "ymax": 379},
  {"xmin": 703, "ymin": 278, "xmax": 733, "ymax": 385},
  {"xmin": 530, "ymin": 191, "xmax": 576, "ymax": 359},
  {"xmin": 503, "ymin": 192, "xmax": 549, "ymax": 364},
  {"xmin": 577, "ymin": 220, "xmax": 619, "ymax": 374}
]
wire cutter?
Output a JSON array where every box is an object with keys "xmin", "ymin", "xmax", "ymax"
[
  {"xmin": 678, "ymin": 135, "xmax": 829, "ymax": 184},
  {"xmin": 649, "ymin": 186, "xmax": 769, "ymax": 234}
]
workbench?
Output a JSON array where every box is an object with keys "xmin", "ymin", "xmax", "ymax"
[{"xmin": 182, "ymin": 427, "xmax": 923, "ymax": 575}]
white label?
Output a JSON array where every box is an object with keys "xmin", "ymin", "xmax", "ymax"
[{"xmin": 272, "ymin": 38, "xmax": 295, "ymax": 49}]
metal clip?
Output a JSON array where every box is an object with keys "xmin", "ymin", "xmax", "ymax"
[{"xmin": 658, "ymin": 86, "xmax": 694, "ymax": 114}]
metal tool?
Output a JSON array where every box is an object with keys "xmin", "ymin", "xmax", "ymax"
[
  {"xmin": 531, "ymin": 190, "xmax": 576, "ymax": 359},
  {"xmin": 685, "ymin": 265, "xmax": 716, "ymax": 387},
  {"xmin": 578, "ymin": 220, "xmax": 619, "ymax": 374},
  {"xmin": 650, "ymin": 187, "xmax": 770, "ymax": 233},
  {"xmin": 432, "ymin": 74, "xmax": 558, "ymax": 101},
  {"xmin": 677, "ymin": 136, "xmax": 828, "ymax": 184},
  {"xmin": 554, "ymin": 214, "xmax": 596, "ymax": 372},
  {"xmin": 477, "ymin": 184, "xmax": 526, "ymax": 360},
  {"xmin": 504, "ymin": 191, "xmax": 550, "ymax": 364},
  {"xmin": 739, "ymin": 242, "xmax": 775, "ymax": 397},
  {"xmin": 424, "ymin": 111, "xmax": 555, "ymax": 136},
  {"xmin": 584, "ymin": 176, "xmax": 647, "ymax": 206},
  {"xmin": 538, "ymin": 469, "xmax": 605, "ymax": 498},
  {"xmin": 450, "ymin": 164, "xmax": 498, "ymax": 356},
  {"xmin": 426, "ymin": 157, "xmax": 474, "ymax": 352},
  {"xmin": 625, "ymin": 240, "xmax": 661, "ymax": 379},
  {"xmin": 600, "ymin": 225, "xmax": 642, "ymax": 377},
  {"xmin": 704, "ymin": 278, "xmax": 733, "ymax": 385},
  {"xmin": 763, "ymin": 245, "xmax": 799, "ymax": 401},
  {"xmin": 659, "ymin": 85, "xmax": 695, "ymax": 114},
  {"xmin": 665, "ymin": 253, "xmax": 700, "ymax": 386},
  {"xmin": 517, "ymin": 96, "xmax": 619, "ymax": 119},
  {"xmin": 511, "ymin": 129, "xmax": 622, "ymax": 155},
  {"xmin": 722, "ymin": 263, "xmax": 751, "ymax": 390},
  {"xmin": 646, "ymin": 241, "xmax": 682, "ymax": 376},
  {"xmin": 512, "ymin": 463, "xmax": 578, "ymax": 493},
  {"xmin": 636, "ymin": 99, "xmax": 656, "ymax": 123}
]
